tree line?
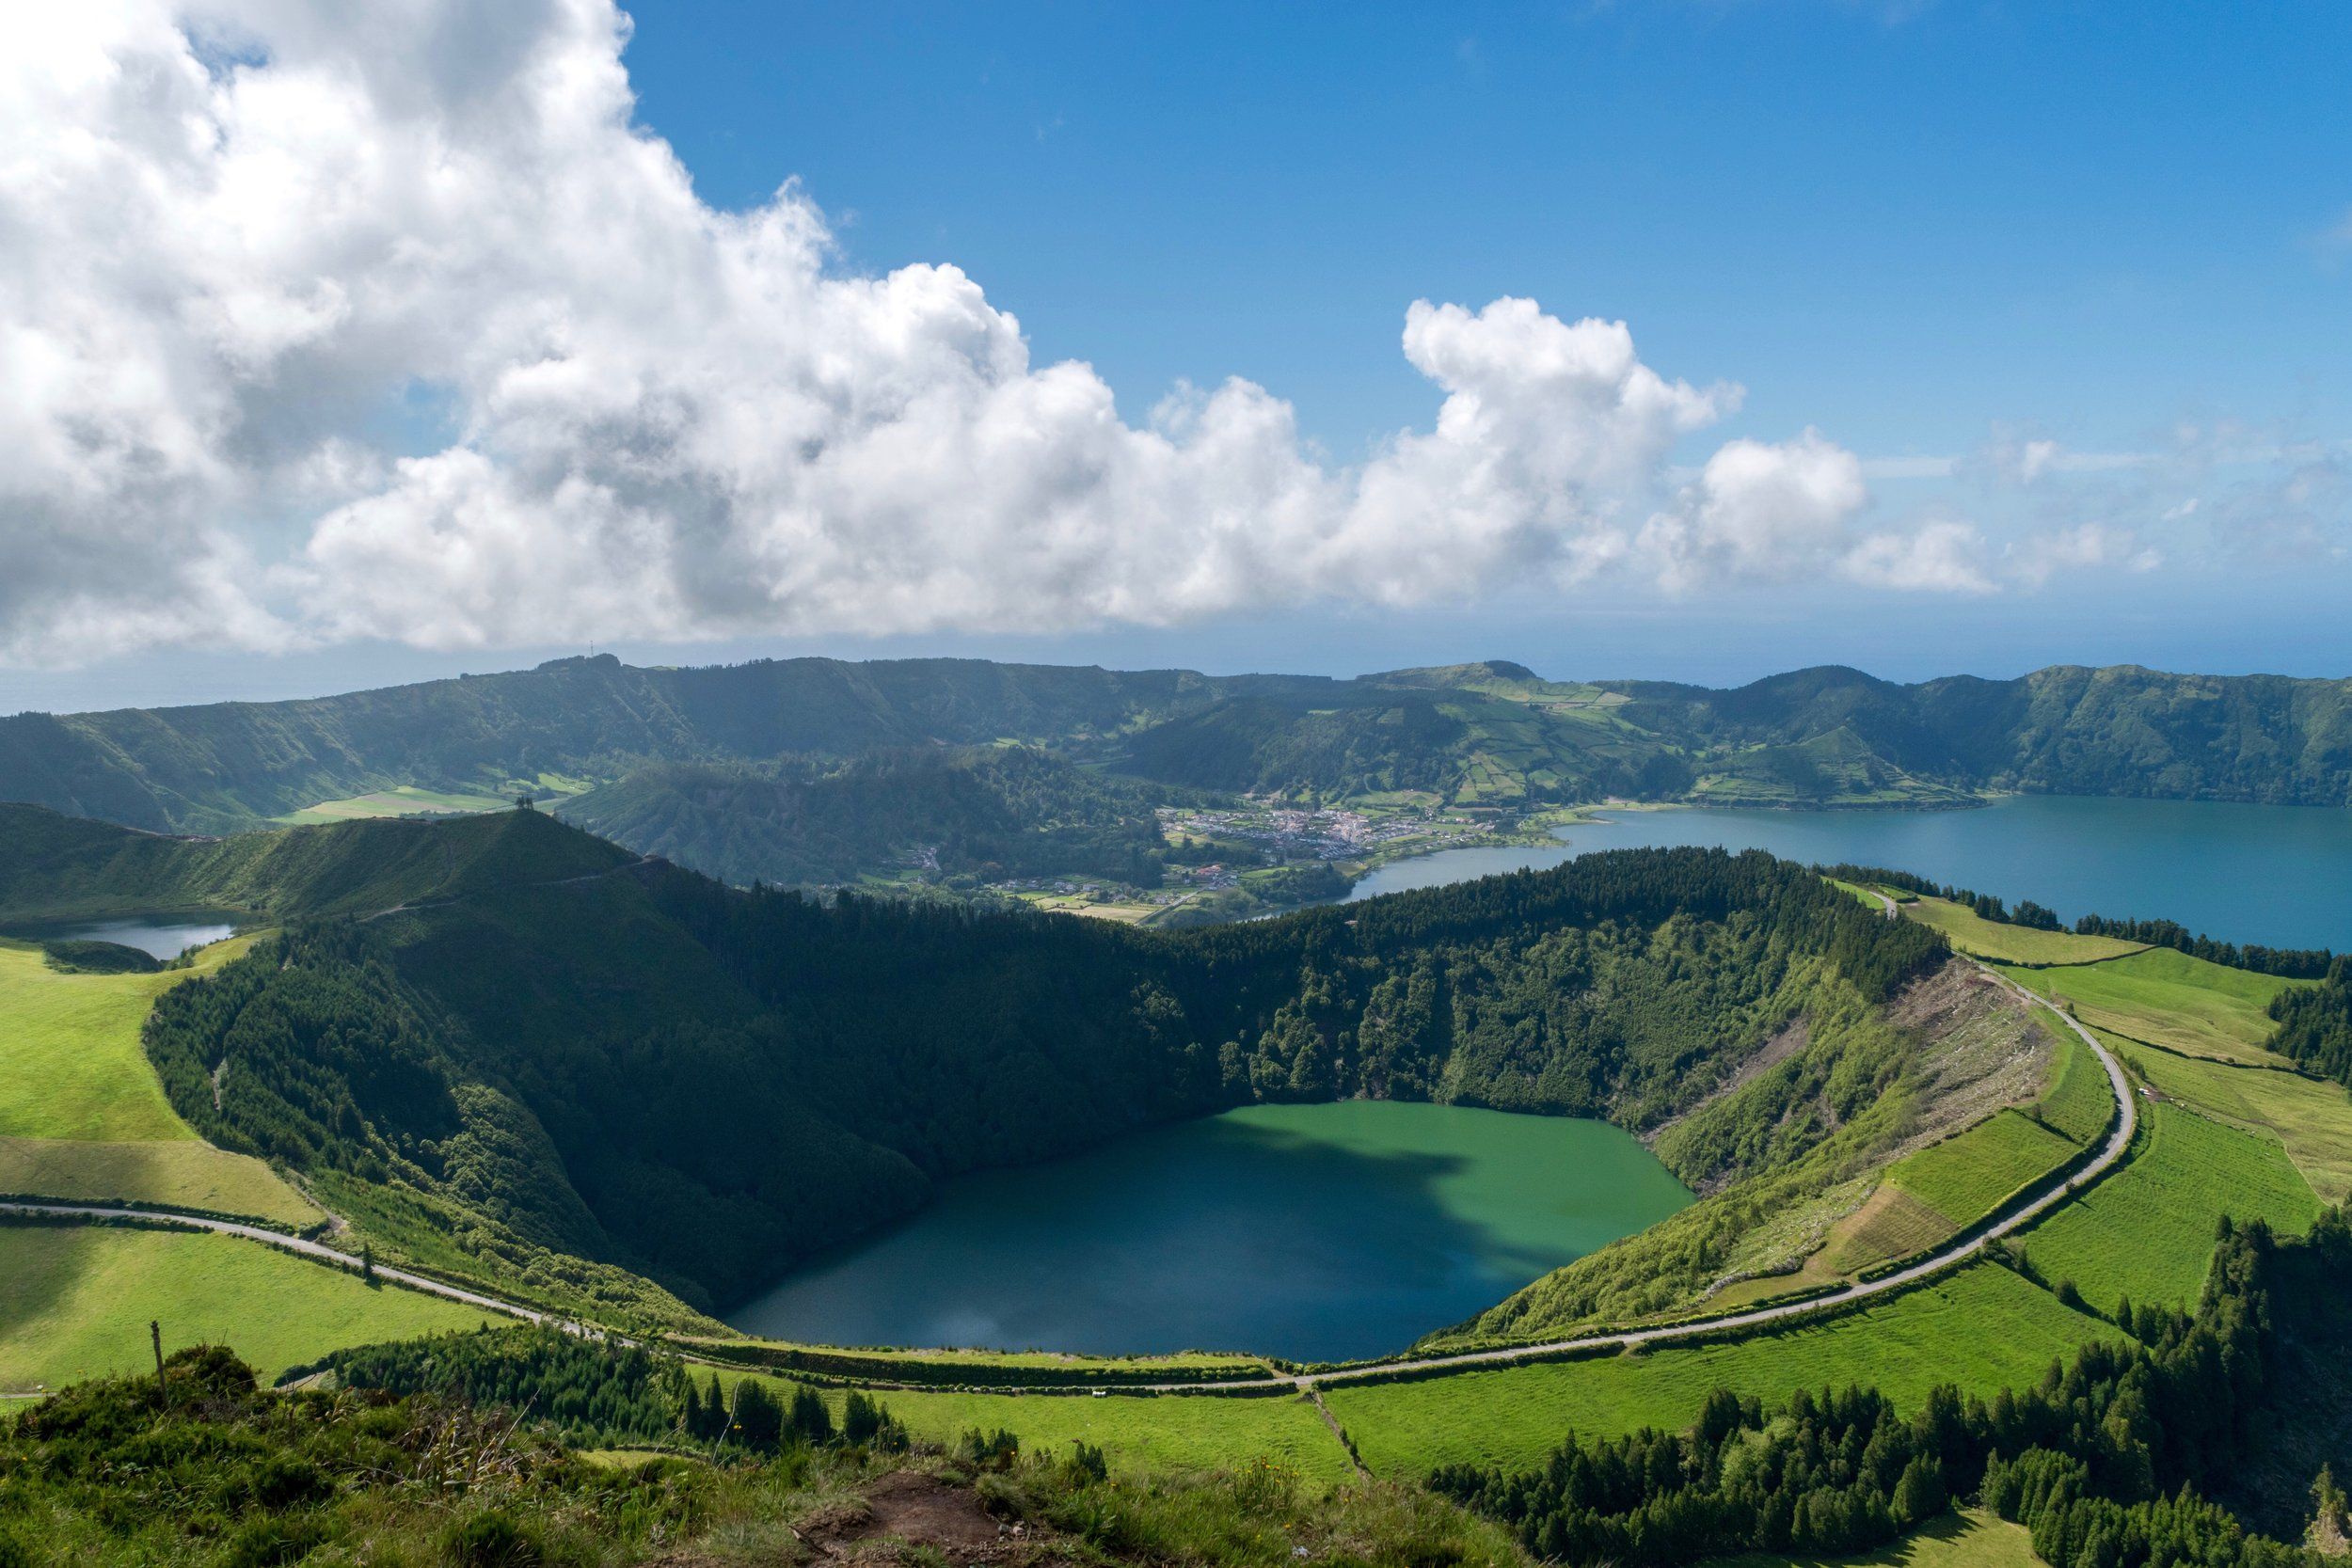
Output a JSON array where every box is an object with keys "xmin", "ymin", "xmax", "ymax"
[{"xmin": 1433, "ymin": 1212, "xmax": 2349, "ymax": 1568}]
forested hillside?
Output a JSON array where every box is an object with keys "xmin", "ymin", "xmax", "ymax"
[
  {"xmin": 112, "ymin": 807, "xmax": 1944, "ymax": 1318},
  {"xmin": 4, "ymin": 657, "xmax": 2348, "ymax": 850},
  {"xmin": 556, "ymin": 746, "xmax": 1190, "ymax": 888}
]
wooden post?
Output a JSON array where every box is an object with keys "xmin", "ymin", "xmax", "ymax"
[{"xmin": 151, "ymin": 1319, "xmax": 168, "ymax": 1406}]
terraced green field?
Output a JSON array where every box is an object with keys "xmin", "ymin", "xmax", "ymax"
[
  {"xmin": 0, "ymin": 1224, "xmax": 490, "ymax": 1393},
  {"xmin": 1899, "ymin": 900, "xmax": 2144, "ymax": 966},
  {"xmin": 1884, "ymin": 1110, "xmax": 2080, "ymax": 1230},
  {"xmin": 2026, "ymin": 1018, "xmax": 2115, "ymax": 1147},
  {"xmin": 2110, "ymin": 1035, "xmax": 2352, "ymax": 1203},
  {"xmin": 2016, "ymin": 1101, "xmax": 2318, "ymax": 1315},
  {"xmin": 1321, "ymin": 1263, "xmax": 2117, "ymax": 1478},
  {"xmin": 2005, "ymin": 947, "xmax": 2306, "ymax": 1066}
]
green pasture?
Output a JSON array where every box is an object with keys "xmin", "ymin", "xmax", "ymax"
[
  {"xmin": 1719, "ymin": 1509, "xmax": 2039, "ymax": 1568},
  {"xmin": 2003, "ymin": 947, "xmax": 2304, "ymax": 1066},
  {"xmin": 0, "ymin": 1135, "xmax": 319, "ymax": 1227},
  {"xmin": 2015, "ymin": 1101, "xmax": 2317, "ymax": 1316},
  {"xmin": 2109, "ymin": 1035, "xmax": 2352, "ymax": 1203},
  {"xmin": 1321, "ymin": 1262, "xmax": 2117, "ymax": 1478},
  {"xmin": 276, "ymin": 785, "xmax": 516, "ymax": 825},
  {"xmin": 0, "ymin": 1224, "xmax": 491, "ymax": 1393},
  {"xmin": 1884, "ymin": 1110, "xmax": 2079, "ymax": 1230},
  {"xmin": 1899, "ymin": 899, "xmax": 2143, "ymax": 966},
  {"xmin": 0, "ymin": 935, "xmax": 254, "ymax": 1142}
]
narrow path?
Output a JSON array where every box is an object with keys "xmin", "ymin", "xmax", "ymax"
[{"xmin": 1304, "ymin": 1386, "xmax": 1371, "ymax": 1480}]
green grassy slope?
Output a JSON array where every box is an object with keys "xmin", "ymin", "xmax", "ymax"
[
  {"xmin": 0, "ymin": 935, "xmax": 323, "ymax": 1223},
  {"xmin": 2108, "ymin": 1033, "xmax": 2352, "ymax": 1203},
  {"xmin": 0, "ymin": 1224, "xmax": 490, "ymax": 1392},
  {"xmin": 2015, "ymin": 1101, "xmax": 2317, "ymax": 1315},
  {"xmin": 2005, "ymin": 945, "xmax": 2307, "ymax": 1065},
  {"xmin": 0, "ymin": 935, "xmax": 254, "ymax": 1141},
  {"xmin": 1898, "ymin": 898, "xmax": 2144, "ymax": 965},
  {"xmin": 1883, "ymin": 1110, "xmax": 2081, "ymax": 1230},
  {"xmin": 2026, "ymin": 1018, "xmax": 2115, "ymax": 1147},
  {"xmin": 1325, "ymin": 1263, "xmax": 2118, "ymax": 1477}
]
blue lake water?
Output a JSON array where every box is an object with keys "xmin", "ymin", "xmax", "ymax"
[
  {"xmin": 45, "ymin": 918, "xmax": 238, "ymax": 959},
  {"xmin": 1348, "ymin": 795, "xmax": 2352, "ymax": 951},
  {"xmin": 726, "ymin": 1101, "xmax": 1692, "ymax": 1361}
]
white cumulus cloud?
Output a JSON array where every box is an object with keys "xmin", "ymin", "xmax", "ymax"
[{"xmin": 1, "ymin": 0, "xmax": 2015, "ymax": 667}]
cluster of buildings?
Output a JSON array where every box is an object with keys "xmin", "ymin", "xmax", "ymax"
[{"xmin": 1158, "ymin": 802, "xmax": 1464, "ymax": 863}]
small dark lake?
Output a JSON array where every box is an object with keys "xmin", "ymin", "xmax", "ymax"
[
  {"xmin": 1349, "ymin": 796, "xmax": 2352, "ymax": 951},
  {"xmin": 725, "ymin": 1101, "xmax": 1692, "ymax": 1361},
  {"xmin": 42, "ymin": 917, "xmax": 239, "ymax": 960}
]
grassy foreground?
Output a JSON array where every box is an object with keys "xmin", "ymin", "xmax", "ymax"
[
  {"xmin": 0, "ymin": 1223, "xmax": 489, "ymax": 1394},
  {"xmin": 1322, "ymin": 1262, "xmax": 2117, "ymax": 1478}
]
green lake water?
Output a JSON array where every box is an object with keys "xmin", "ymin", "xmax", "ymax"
[
  {"xmin": 725, "ymin": 1101, "xmax": 1692, "ymax": 1361},
  {"xmin": 1350, "ymin": 795, "xmax": 2352, "ymax": 951}
]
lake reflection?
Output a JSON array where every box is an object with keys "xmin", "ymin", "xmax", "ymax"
[{"xmin": 44, "ymin": 917, "xmax": 238, "ymax": 959}]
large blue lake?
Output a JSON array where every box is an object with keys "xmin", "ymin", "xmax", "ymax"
[{"xmin": 1349, "ymin": 795, "xmax": 2352, "ymax": 951}]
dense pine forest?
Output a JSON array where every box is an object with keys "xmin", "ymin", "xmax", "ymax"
[{"xmin": 122, "ymin": 805, "xmax": 1939, "ymax": 1317}]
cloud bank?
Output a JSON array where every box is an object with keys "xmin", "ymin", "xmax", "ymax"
[{"xmin": 4, "ymin": 0, "xmax": 2078, "ymax": 667}]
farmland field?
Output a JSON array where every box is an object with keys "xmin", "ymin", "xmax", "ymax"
[
  {"xmin": 1898, "ymin": 900, "xmax": 2145, "ymax": 966},
  {"xmin": 2015, "ymin": 1101, "xmax": 2317, "ymax": 1315},
  {"xmin": 2028, "ymin": 1019, "xmax": 2116, "ymax": 1148},
  {"xmin": 0, "ymin": 1224, "xmax": 491, "ymax": 1393},
  {"xmin": 2004, "ymin": 946, "xmax": 2306, "ymax": 1065},
  {"xmin": 2108, "ymin": 1035, "xmax": 2352, "ymax": 1203},
  {"xmin": 1883, "ymin": 1110, "xmax": 2079, "ymax": 1229},
  {"xmin": 1321, "ymin": 1262, "xmax": 2117, "ymax": 1477}
]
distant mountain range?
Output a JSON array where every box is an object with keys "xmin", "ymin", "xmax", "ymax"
[{"xmin": 5, "ymin": 656, "xmax": 2348, "ymax": 847}]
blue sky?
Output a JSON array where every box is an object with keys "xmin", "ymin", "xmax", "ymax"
[
  {"xmin": 3, "ymin": 0, "xmax": 2347, "ymax": 714},
  {"xmin": 628, "ymin": 0, "xmax": 2352, "ymax": 460}
]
